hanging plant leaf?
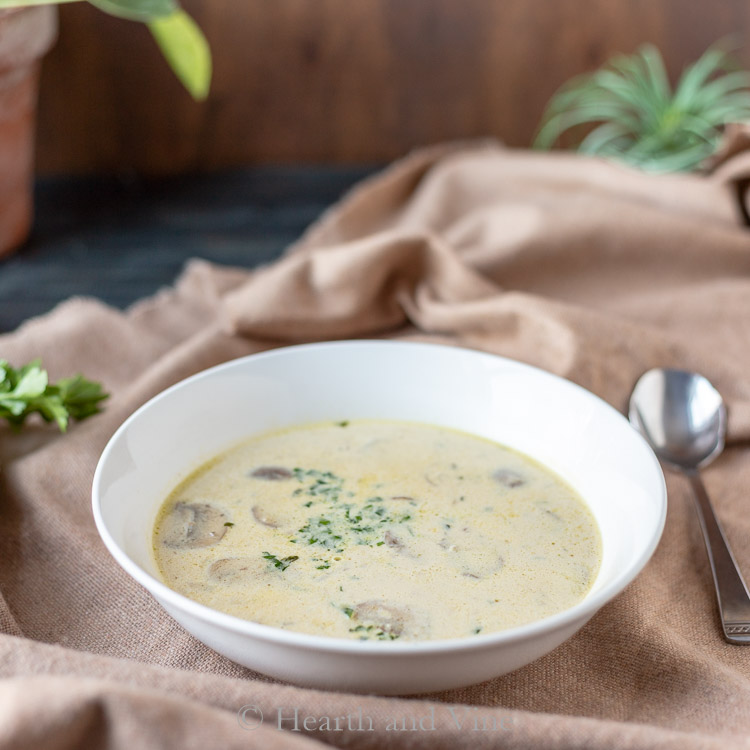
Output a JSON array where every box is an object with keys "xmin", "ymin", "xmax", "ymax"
[
  {"xmin": 148, "ymin": 9, "xmax": 211, "ymax": 100},
  {"xmin": 89, "ymin": 0, "xmax": 177, "ymax": 22}
]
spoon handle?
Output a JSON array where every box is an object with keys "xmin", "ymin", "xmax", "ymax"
[{"xmin": 688, "ymin": 473, "xmax": 750, "ymax": 644}]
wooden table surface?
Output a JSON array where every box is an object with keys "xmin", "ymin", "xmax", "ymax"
[{"xmin": 0, "ymin": 166, "xmax": 374, "ymax": 334}]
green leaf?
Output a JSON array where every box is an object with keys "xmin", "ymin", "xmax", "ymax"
[
  {"xmin": 89, "ymin": 0, "xmax": 177, "ymax": 22},
  {"xmin": 610, "ymin": 52, "xmax": 661, "ymax": 111},
  {"xmin": 633, "ymin": 141, "xmax": 717, "ymax": 172},
  {"xmin": 534, "ymin": 105, "xmax": 641, "ymax": 149},
  {"xmin": 578, "ymin": 121, "xmax": 633, "ymax": 155},
  {"xmin": 673, "ymin": 47, "xmax": 730, "ymax": 111},
  {"xmin": 0, "ymin": 398, "xmax": 29, "ymax": 417},
  {"xmin": 698, "ymin": 94, "xmax": 750, "ymax": 119},
  {"xmin": 0, "ymin": 361, "xmax": 108, "ymax": 433},
  {"xmin": 6, "ymin": 366, "xmax": 47, "ymax": 400},
  {"xmin": 31, "ymin": 394, "xmax": 69, "ymax": 432},
  {"xmin": 687, "ymin": 71, "xmax": 750, "ymax": 112},
  {"xmin": 148, "ymin": 9, "xmax": 211, "ymax": 100},
  {"xmin": 56, "ymin": 374, "xmax": 109, "ymax": 420},
  {"xmin": 640, "ymin": 44, "xmax": 672, "ymax": 105}
]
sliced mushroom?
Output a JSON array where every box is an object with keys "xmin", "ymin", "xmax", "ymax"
[
  {"xmin": 382, "ymin": 529, "xmax": 417, "ymax": 558},
  {"xmin": 424, "ymin": 461, "xmax": 452, "ymax": 487},
  {"xmin": 493, "ymin": 468, "xmax": 525, "ymax": 488},
  {"xmin": 161, "ymin": 502, "xmax": 228, "ymax": 549},
  {"xmin": 207, "ymin": 557, "xmax": 261, "ymax": 582},
  {"xmin": 462, "ymin": 553, "xmax": 505, "ymax": 579},
  {"xmin": 252, "ymin": 505, "xmax": 280, "ymax": 528},
  {"xmin": 249, "ymin": 466, "xmax": 293, "ymax": 481},
  {"xmin": 384, "ymin": 529, "xmax": 403, "ymax": 549},
  {"xmin": 353, "ymin": 600, "xmax": 410, "ymax": 637}
]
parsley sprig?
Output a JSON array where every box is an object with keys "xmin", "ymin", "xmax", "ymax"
[
  {"xmin": 262, "ymin": 551, "xmax": 299, "ymax": 572},
  {"xmin": 0, "ymin": 360, "xmax": 109, "ymax": 433}
]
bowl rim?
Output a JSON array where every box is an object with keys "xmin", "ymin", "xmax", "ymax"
[{"xmin": 92, "ymin": 339, "xmax": 667, "ymax": 655}]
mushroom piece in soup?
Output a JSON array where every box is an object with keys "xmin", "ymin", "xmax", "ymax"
[
  {"xmin": 160, "ymin": 502, "xmax": 229, "ymax": 549},
  {"xmin": 153, "ymin": 419, "xmax": 601, "ymax": 641}
]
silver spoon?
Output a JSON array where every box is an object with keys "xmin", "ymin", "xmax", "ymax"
[{"xmin": 630, "ymin": 368, "xmax": 750, "ymax": 644}]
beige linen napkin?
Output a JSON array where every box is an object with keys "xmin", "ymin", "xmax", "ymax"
[{"xmin": 2, "ymin": 141, "xmax": 750, "ymax": 749}]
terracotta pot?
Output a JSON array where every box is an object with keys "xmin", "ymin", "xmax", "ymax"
[{"xmin": 0, "ymin": 5, "xmax": 56, "ymax": 257}]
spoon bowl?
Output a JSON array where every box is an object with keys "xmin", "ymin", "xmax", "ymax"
[{"xmin": 629, "ymin": 368, "xmax": 726, "ymax": 471}]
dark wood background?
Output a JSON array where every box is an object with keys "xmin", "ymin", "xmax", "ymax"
[{"xmin": 34, "ymin": 0, "xmax": 748, "ymax": 175}]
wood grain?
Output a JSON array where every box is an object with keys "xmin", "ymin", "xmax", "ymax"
[{"xmin": 34, "ymin": 0, "xmax": 749, "ymax": 174}]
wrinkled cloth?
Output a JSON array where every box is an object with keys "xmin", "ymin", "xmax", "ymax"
[{"xmin": 2, "ymin": 141, "xmax": 750, "ymax": 750}]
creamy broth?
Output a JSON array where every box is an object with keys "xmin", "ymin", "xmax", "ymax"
[{"xmin": 153, "ymin": 420, "xmax": 601, "ymax": 641}]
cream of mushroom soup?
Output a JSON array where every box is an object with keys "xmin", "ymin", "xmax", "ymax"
[{"xmin": 153, "ymin": 420, "xmax": 601, "ymax": 641}]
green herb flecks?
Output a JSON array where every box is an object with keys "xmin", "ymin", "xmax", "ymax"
[
  {"xmin": 287, "ymin": 468, "xmax": 416, "ymax": 569},
  {"xmin": 340, "ymin": 603, "xmax": 401, "ymax": 640},
  {"xmin": 262, "ymin": 552, "xmax": 299, "ymax": 572},
  {"xmin": 293, "ymin": 498, "xmax": 411, "ymax": 552},
  {"xmin": 293, "ymin": 468, "xmax": 344, "ymax": 500},
  {"xmin": 349, "ymin": 624, "xmax": 400, "ymax": 641},
  {"xmin": 294, "ymin": 515, "xmax": 344, "ymax": 551}
]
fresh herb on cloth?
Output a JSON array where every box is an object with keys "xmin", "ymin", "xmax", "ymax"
[{"xmin": 0, "ymin": 360, "xmax": 109, "ymax": 433}]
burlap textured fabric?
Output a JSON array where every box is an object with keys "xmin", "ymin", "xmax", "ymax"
[{"xmin": 2, "ymin": 142, "xmax": 750, "ymax": 749}]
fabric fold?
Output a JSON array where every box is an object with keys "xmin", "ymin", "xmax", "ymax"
[{"xmin": 222, "ymin": 230, "xmax": 499, "ymax": 341}]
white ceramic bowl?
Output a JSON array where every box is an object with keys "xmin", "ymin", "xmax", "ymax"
[{"xmin": 92, "ymin": 341, "xmax": 666, "ymax": 695}]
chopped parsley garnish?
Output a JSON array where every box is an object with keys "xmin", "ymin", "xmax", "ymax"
[
  {"xmin": 349, "ymin": 624, "xmax": 400, "ymax": 641},
  {"xmin": 283, "ymin": 468, "xmax": 417, "ymax": 570},
  {"xmin": 262, "ymin": 552, "xmax": 299, "ymax": 571},
  {"xmin": 293, "ymin": 468, "xmax": 344, "ymax": 500},
  {"xmin": 223, "ymin": 522, "xmax": 234, "ymax": 527}
]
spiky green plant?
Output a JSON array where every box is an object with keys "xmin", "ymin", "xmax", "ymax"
[{"xmin": 533, "ymin": 44, "xmax": 750, "ymax": 172}]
